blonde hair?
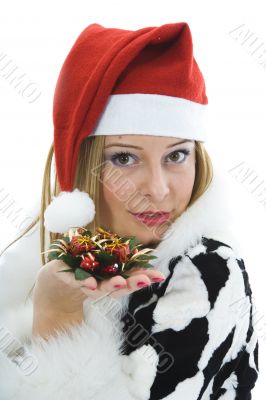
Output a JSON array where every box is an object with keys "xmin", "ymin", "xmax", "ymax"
[{"xmin": 1, "ymin": 136, "xmax": 213, "ymax": 299}]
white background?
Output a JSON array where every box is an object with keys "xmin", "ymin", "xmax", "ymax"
[{"xmin": 0, "ymin": 0, "xmax": 265, "ymax": 397}]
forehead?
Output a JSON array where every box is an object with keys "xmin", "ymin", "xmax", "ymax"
[{"xmin": 104, "ymin": 135, "xmax": 193, "ymax": 146}]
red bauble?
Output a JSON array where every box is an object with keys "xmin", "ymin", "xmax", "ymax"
[
  {"xmin": 80, "ymin": 254, "xmax": 100, "ymax": 271},
  {"xmin": 101, "ymin": 264, "xmax": 119, "ymax": 275}
]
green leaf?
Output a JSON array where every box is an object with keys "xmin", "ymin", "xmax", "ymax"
[
  {"xmin": 145, "ymin": 255, "xmax": 158, "ymax": 260},
  {"xmin": 61, "ymin": 236, "xmax": 71, "ymax": 244},
  {"xmin": 123, "ymin": 261, "xmax": 141, "ymax": 270},
  {"xmin": 129, "ymin": 239, "xmax": 141, "ymax": 251},
  {"xmin": 82, "ymin": 230, "xmax": 92, "ymax": 237},
  {"xmin": 141, "ymin": 263, "xmax": 154, "ymax": 269},
  {"xmin": 95, "ymin": 251, "xmax": 116, "ymax": 265},
  {"xmin": 74, "ymin": 268, "xmax": 92, "ymax": 280},
  {"xmin": 47, "ymin": 239, "xmax": 69, "ymax": 261},
  {"xmin": 60, "ymin": 254, "xmax": 81, "ymax": 269},
  {"xmin": 47, "ymin": 251, "xmax": 61, "ymax": 262},
  {"xmin": 124, "ymin": 260, "xmax": 155, "ymax": 271},
  {"xmin": 134, "ymin": 254, "xmax": 156, "ymax": 261},
  {"xmin": 130, "ymin": 259, "xmax": 147, "ymax": 264},
  {"xmin": 120, "ymin": 272, "xmax": 131, "ymax": 279},
  {"xmin": 122, "ymin": 236, "xmax": 141, "ymax": 252}
]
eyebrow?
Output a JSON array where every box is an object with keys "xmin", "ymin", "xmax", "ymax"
[{"xmin": 104, "ymin": 139, "xmax": 194, "ymax": 149}]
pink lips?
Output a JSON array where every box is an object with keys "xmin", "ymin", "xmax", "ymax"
[{"xmin": 130, "ymin": 212, "xmax": 170, "ymax": 226}]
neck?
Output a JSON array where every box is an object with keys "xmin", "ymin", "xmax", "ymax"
[{"xmin": 144, "ymin": 241, "xmax": 159, "ymax": 250}]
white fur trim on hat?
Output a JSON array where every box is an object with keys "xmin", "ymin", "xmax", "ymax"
[
  {"xmin": 90, "ymin": 93, "xmax": 208, "ymax": 142},
  {"xmin": 44, "ymin": 189, "xmax": 96, "ymax": 233}
]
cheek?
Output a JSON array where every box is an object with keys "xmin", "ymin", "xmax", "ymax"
[
  {"xmin": 102, "ymin": 185, "xmax": 117, "ymax": 210},
  {"xmin": 102, "ymin": 168, "xmax": 133, "ymax": 209},
  {"xmin": 172, "ymin": 166, "xmax": 195, "ymax": 203}
]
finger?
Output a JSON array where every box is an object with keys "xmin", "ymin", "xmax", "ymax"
[
  {"xmin": 79, "ymin": 276, "xmax": 127, "ymax": 301},
  {"xmin": 126, "ymin": 273, "xmax": 152, "ymax": 291},
  {"xmin": 98, "ymin": 275, "xmax": 128, "ymax": 292},
  {"xmin": 104, "ymin": 274, "xmax": 153, "ymax": 299},
  {"xmin": 80, "ymin": 276, "xmax": 98, "ymax": 290},
  {"xmin": 127, "ymin": 268, "xmax": 166, "ymax": 282}
]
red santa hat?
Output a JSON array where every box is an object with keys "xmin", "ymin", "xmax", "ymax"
[{"xmin": 44, "ymin": 21, "xmax": 208, "ymax": 233}]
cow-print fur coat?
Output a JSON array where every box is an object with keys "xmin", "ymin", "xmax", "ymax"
[{"xmin": 0, "ymin": 168, "xmax": 259, "ymax": 399}]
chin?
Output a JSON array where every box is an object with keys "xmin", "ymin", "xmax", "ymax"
[{"xmin": 134, "ymin": 229, "xmax": 161, "ymax": 247}]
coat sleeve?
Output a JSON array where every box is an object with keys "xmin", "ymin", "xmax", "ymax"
[
  {"xmin": 212, "ymin": 274, "xmax": 259, "ymax": 399},
  {"xmin": 120, "ymin": 240, "xmax": 259, "ymax": 399},
  {"xmin": 201, "ymin": 248, "xmax": 260, "ymax": 400},
  {"xmin": 0, "ymin": 224, "xmax": 159, "ymax": 400},
  {"xmin": 214, "ymin": 330, "xmax": 259, "ymax": 399}
]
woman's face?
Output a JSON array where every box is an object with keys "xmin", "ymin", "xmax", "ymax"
[{"xmin": 99, "ymin": 135, "xmax": 196, "ymax": 247}]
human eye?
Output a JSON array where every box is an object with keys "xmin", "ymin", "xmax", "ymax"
[
  {"xmin": 166, "ymin": 149, "xmax": 191, "ymax": 164},
  {"xmin": 109, "ymin": 151, "xmax": 137, "ymax": 167}
]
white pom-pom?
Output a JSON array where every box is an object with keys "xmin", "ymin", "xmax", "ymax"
[{"xmin": 44, "ymin": 189, "xmax": 96, "ymax": 233}]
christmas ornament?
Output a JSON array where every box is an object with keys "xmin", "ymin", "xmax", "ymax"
[{"xmin": 42, "ymin": 226, "xmax": 158, "ymax": 282}]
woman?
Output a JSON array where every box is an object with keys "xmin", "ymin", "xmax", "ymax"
[{"xmin": 0, "ymin": 21, "xmax": 259, "ymax": 399}]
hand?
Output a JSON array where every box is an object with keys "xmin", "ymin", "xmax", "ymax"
[
  {"xmin": 33, "ymin": 259, "xmax": 166, "ymax": 317},
  {"xmin": 78, "ymin": 264, "xmax": 166, "ymax": 300}
]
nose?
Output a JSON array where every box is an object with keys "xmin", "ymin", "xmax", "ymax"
[{"xmin": 140, "ymin": 163, "xmax": 170, "ymax": 202}]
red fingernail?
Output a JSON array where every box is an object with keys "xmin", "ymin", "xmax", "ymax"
[
  {"xmin": 151, "ymin": 277, "xmax": 165, "ymax": 282},
  {"xmin": 137, "ymin": 282, "xmax": 149, "ymax": 287},
  {"xmin": 114, "ymin": 284, "xmax": 126, "ymax": 288}
]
